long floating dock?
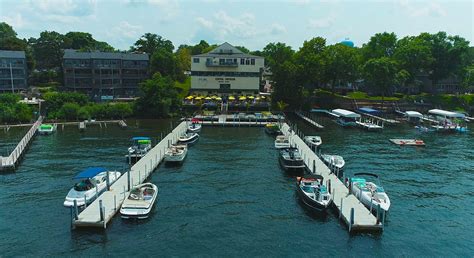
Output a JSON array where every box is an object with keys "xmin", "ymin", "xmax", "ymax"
[
  {"xmin": 199, "ymin": 114, "xmax": 273, "ymax": 127},
  {"xmin": 0, "ymin": 116, "xmax": 43, "ymax": 171},
  {"xmin": 281, "ymin": 123, "xmax": 383, "ymax": 232},
  {"xmin": 72, "ymin": 121, "xmax": 187, "ymax": 229},
  {"xmin": 295, "ymin": 111, "xmax": 324, "ymax": 129}
]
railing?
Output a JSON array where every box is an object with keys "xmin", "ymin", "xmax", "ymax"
[{"xmin": 205, "ymin": 61, "xmax": 238, "ymax": 67}]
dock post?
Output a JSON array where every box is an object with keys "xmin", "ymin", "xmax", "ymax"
[
  {"xmin": 106, "ymin": 171, "xmax": 110, "ymax": 191},
  {"xmin": 127, "ymin": 169, "xmax": 131, "ymax": 191},
  {"xmin": 114, "ymin": 195, "xmax": 117, "ymax": 212},
  {"xmin": 139, "ymin": 170, "xmax": 141, "ymax": 183},
  {"xmin": 123, "ymin": 185, "xmax": 126, "ymax": 199},
  {"xmin": 84, "ymin": 196, "xmax": 87, "ymax": 208},
  {"xmin": 73, "ymin": 200, "xmax": 79, "ymax": 220},
  {"xmin": 376, "ymin": 204, "xmax": 381, "ymax": 224},
  {"xmin": 349, "ymin": 208, "xmax": 355, "ymax": 232},
  {"xmin": 370, "ymin": 198, "xmax": 373, "ymax": 213},
  {"xmin": 382, "ymin": 209, "xmax": 386, "ymax": 228},
  {"xmin": 328, "ymin": 179, "xmax": 331, "ymax": 194},
  {"xmin": 313, "ymin": 160, "xmax": 316, "ymax": 174},
  {"xmin": 348, "ymin": 178, "xmax": 352, "ymax": 193},
  {"xmin": 339, "ymin": 198, "xmax": 343, "ymax": 219},
  {"xmin": 99, "ymin": 200, "xmax": 104, "ymax": 222}
]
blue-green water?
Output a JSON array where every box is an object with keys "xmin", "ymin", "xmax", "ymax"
[{"xmin": 0, "ymin": 118, "xmax": 473, "ymax": 256}]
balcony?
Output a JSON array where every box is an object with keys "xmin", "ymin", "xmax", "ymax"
[{"xmin": 205, "ymin": 60, "xmax": 238, "ymax": 67}]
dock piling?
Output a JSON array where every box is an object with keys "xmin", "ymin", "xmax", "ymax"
[
  {"xmin": 339, "ymin": 198, "xmax": 343, "ymax": 219},
  {"xmin": 99, "ymin": 200, "xmax": 104, "ymax": 221},
  {"xmin": 84, "ymin": 196, "xmax": 87, "ymax": 208},
  {"xmin": 313, "ymin": 160, "xmax": 316, "ymax": 174},
  {"xmin": 127, "ymin": 169, "xmax": 131, "ymax": 191},
  {"xmin": 73, "ymin": 200, "xmax": 79, "ymax": 220},
  {"xmin": 114, "ymin": 195, "xmax": 117, "ymax": 212},
  {"xmin": 106, "ymin": 171, "xmax": 110, "ymax": 191}
]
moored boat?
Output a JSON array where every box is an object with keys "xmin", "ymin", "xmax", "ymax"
[
  {"xmin": 321, "ymin": 154, "xmax": 345, "ymax": 170},
  {"xmin": 126, "ymin": 137, "xmax": 152, "ymax": 163},
  {"xmin": 274, "ymin": 135, "xmax": 290, "ymax": 149},
  {"xmin": 265, "ymin": 123, "xmax": 281, "ymax": 135},
  {"xmin": 279, "ymin": 148, "xmax": 305, "ymax": 171},
  {"xmin": 38, "ymin": 124, "xmax": 57, "ymax": 135},
  {"xmin": 332, "ymin": 109, "xmax": 360, "ymax": 127},
  {"xmin": 187, "ymin": 118, "xmax": 202, "ymax": 133},
  {"xmin": 347, "ymin": 173, "xmax": 391, "ymax": 212},
  {"xmin": 164, "ymin": 144, "xmax": 188, "ymax": 164},
  {"xmin": 389, "ymin": 139, "xmax": 425, "ymax": 146},
  {"xmin": 178, "ymin": 132, "xmax": 199, "ymax": 145},
  {"xmin": 296, "ymin": 175, "xmax": 332, "ymax": 211},
  {"xmin": 303, "ymin": 136, "xmax": 322, "ymax": 150},
  {"xmin": 63, "ymin": 167, "xmax": 121, "ymax": 207},
  {"xmin": 120, "ymin": 183, "xmax": 158, "ymax": 219}
]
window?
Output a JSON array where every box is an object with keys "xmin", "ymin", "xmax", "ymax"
[
  {"xmin": 245, "ymin": 59, "xmax": 250, "ymax": 65},
  {"xmin": 193, "ymin": 58, "xmax": 200, "ymax": 63},
  {"xmin": 240, "ymin": 59, "xmax": 245, "ymax": 65},
  {"xmin": 251, "ymin": 59, "xmax": 255, "ymax": 65}
]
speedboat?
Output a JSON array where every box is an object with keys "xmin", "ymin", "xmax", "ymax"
[
  {"xmin": 265, "ymin": 123, "xmax": 281, "ymax": 135},
  {"xmin": 187, "ymin": 118, "xmax": 202, "ymax": 133},
  {"xmin": 178, "ymin": 132, "xmax": 199, "ymax": 145},
  {"xmin": 347, "ymin": 173, "xmax": 391, "ymax": 212},
  {"xmin": 38, "ymin": 124, "xmax": 56, "ymax": 135},
  {"xmin": 64, "ymin": 167, "xmax": 121, "ymax": 207},
  {"xmin": 274, "ymin": 135, "xmax": 290, "ymax": 149},
  {"xmin": 120, "ymin": 183, "xmax": 158, "ymax": 219},
  {"xmin": 279, "ymin": 148, "xmax": 305, "ymax": 171},
  {"xmin": 321, "ymin": 154, "xmax": 345, "ymax": 170},
  {"xmin": 296, "ymin": 175, "xmax": 332, "ymax": 211},
  {"xmin": 126, "ymin": 137, "xmax": 152, "ymax": 163},
  {"xmin": 164, "ymin": 144, "xmax": 188, "ymax": 164},
  {"xmin": 303, "ymin": 136, "xmax": 322, "ymax": 150}
]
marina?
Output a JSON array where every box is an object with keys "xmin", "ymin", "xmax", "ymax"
[{"xmin": 295, "ymin": 111, "xmax": 324, "ymax": 129}]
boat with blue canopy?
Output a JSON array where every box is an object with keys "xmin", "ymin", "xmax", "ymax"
[
  {"xmin": 63, "ymin": 167, "xmax": 121, "ymax": 207},
  {"xmin": 127, "ymin": 136, "xmax": 152, "ymax": 163}
]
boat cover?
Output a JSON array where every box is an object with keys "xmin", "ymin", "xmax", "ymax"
[
  {"xmin": 40, "ymin": 124, "xmax": 53, "ymax": 129},
  {"xmin": 132, "ymin": 137, "xmax": 151, "ymax": 141},
  {"xmin": 358, "ymin": 107, "xmax": 381, "ymax": 115},
  {"xmin": 137, "ymin": 139, "xmax": 151, "ymax": 144},
  {"xmin": 74, "ymin": 167, "xmax": 107, "ymax": 179},
  {"xmin": 332, "ymin": 109, "xmax": 361, "ymax": 118}
]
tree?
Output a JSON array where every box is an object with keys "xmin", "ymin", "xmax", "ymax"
[
  {"xmin": 131, "ymin": 33, "xmax": 174, "ymax": 55},
  {"xmin": 31, "ymin": 31, "xmax": 64, "ymax": 70},
  {"xmin": 393, "ymin": 36, "xmax": 434, "ymax": 84},
  {"xmin": 235, "ymin": 46, "xmax": 250, "ymax": 53},
  {"xmin": 135, "ymin": 73, "xmax": 181, "ymax": 117},
  {"xmin": 363, "ymin": 57, "xmax": 399, "ymax": 102},
  {"xmin": 190, "ymin": 40, "xmax": 209, "ymax": 55},
  {"xmin": 321, "ymin": 44, "xmax": 361, "ymax": 94},
  {"xmin": 362, "ymin": 32, "xmax": 398, "ymax": 60},
  {"xmin": 150, "ymin": 48, "xmax": 176, "ymax": 79},
  {"xmin": 59, "ymin": 102, "xmax": 80, "ymax": 120},
  {"xmin": 295, "ymin": 37, "xmax": 326, "ymax": 89},
  {"xmin": 0, "ymin": 22, "xmax": 17, "ymax": 39},
  {"xmin": 418, "ymin": 32, "xmax": 470, "ymax": 91},
  {"xmin": 175, "ymin": 47, "xmax": 191, "ymax": 82},
  {"xmin": 0, "ymin": 22, "xmax": 35, "ymax": 70}
]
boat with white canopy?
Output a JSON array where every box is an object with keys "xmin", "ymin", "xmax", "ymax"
[
  {"xmin": 404, "ymin": 111, "xmax": 423, "ymax": 124},
  {"xmin": 428, "ymin": 109, "xmax": 467, "ymax": 132},
  {"xmin": 332, "ymin": 109, "xmax": 360, "ymax": 127}
]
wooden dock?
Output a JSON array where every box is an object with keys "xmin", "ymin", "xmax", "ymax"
[
  {"xmin": 357, "ymin": 112, "xmax": 400, "ymax": 125},
  {"xmin": 281, "ymin": 123, "xmax": 383, "ymax": 232},
  {"xmin": 72, "ymin": 121, "xmax": 187, "ymax": 229},
  {"xmin": 295, "ymin": 111, "xmax": 324, "ymax": 129},
  {"xmin": 0, "ymin": 116, "xmax": 43, "ymax": 171}
]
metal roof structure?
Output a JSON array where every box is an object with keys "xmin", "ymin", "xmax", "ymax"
[
  {"xmin": 428, "ymin": 109, "xmax": 465, "ymax": 118},
  {"xmin": 332, "ymin": 109, "xmax": 361, "ymax": 118},
  {"xmin": 193, "ymin": 42, "xmax": 262, "ymax": 58},
  {"xmin": 0, "ymin": 50, "xmax": 26, "ymax": 58},
  {"xmin": 63, "ymin": 49, "xmax": 149, "ymax": 61},
  {"xmin": 405, "ymin": 111, "xmax": 423, "ymax": 118}
]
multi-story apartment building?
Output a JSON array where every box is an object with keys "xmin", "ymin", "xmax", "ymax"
[
  {"xmin": 0, "ymin": 50, "xmax": 27, "ymax": 92},
  {"xmin": 63, "ymin": 50, "xmax": 149, "ymax": 99},
  {"xmin": 190, "ymin": 43, "xmax": 264, "ymax": 96}
]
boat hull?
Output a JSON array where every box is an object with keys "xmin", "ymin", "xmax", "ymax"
[
  {"xmin": 187, "ymin": 124, "xmax": 202, "ymax": 133},
  {"xmin": 120, "ymin": 183, "xmax": 158, "ymax": 219},
  {"xmin": 279, "ymin": 156, "xmax": 305, "ymax": 171},
  {"xmin": 178, "ymin": 134, "xmax": 199, "ymax": 146},
  {"xmin": 296, "ymin": 185, "xmax": 330, "ymax": 211}
]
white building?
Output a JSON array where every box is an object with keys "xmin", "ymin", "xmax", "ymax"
[{"xmin": 190, "ymin": 42, "xmax": 264, "ymax": 96}]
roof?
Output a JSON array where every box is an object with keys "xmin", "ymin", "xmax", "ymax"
[
  {"xmin": 74, "ymin": 167, "xmax": 107, "ymax": 179},
  {"xmin": 63, "ymin": 49, "xmax": 149, "ymax": 61},
  {"xmin": 132, "ymin": 136, "xmax": 151, "ymax": 141},
  {"xmin": 0, "ymin": 50, "xmax": 26, "ymax": 59},
  {"xmin": 332, "ymin": 109, "xmax": 360, "ymax": 118},
  {"xmin": 358, "ymin": 107, "xmax": 381, "ymax": 115},
  {"xmin": 193, "ymin": 42, "xmax": 262, "ymax": 58},
  {"xmin": 405, "ymin": 111, "xmax": 423, "ymax": 118},
  {"xmin": 428, "ymin": 109, "xmax": 465, "ymax": 118}
]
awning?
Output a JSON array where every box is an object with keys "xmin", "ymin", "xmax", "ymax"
[
  {"xmin": 428, "ymin": 109, "xmax": 465, "ymax": 118},
  {"xmin": 405, "ymin": 111, "xmax": 423, "ymax": 118},
  {"xmin": 74, "ymin": 167, "xmax": 107, "ymax": 179},
  {"xmin": 332, "ymin": 109, "xmax": 360, "ymax": 118},
  {"xmin": 132, "ymin": 136, "xmax": 151, "ymax": 141}
]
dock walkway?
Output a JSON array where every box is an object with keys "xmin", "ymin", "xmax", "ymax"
[
  {"xmin": 295, "ymin": 111, "xmax": 324, "ymax": 129},
  {"xmin": 72, "ymin": 121, "xmax": 187, "ymax": 228},
  {"xmin": 281, "ymin": 123, "xmax": 383, "ymax": 232},
  {"xmin": 0, "ymin": 116, "xmax": 43, "ymax": 171}
]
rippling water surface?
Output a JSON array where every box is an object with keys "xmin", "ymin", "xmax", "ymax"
[{"xmin": 0, "ymin": 117, "xmax": 473, "ymax": 256}]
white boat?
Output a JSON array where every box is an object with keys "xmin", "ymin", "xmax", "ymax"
[
  {"xmin": 120, "ymin": 183, "xmax": 158, "ymax": 219},
  {"xmin": 428, "ymin": 109, "xmax": 467, "ymax": 132},
  {"xmin": 332, "ymin": 109, "xmax": 360, "ymax": 127},
  {"xmin": 164, "ymin": 144, "xmax": 188, "ymax": 163},
  {"xmin": 348, "ymin": 173, "xmax": 391, "ymax": 212},
  {"xmin": 389, "ymin": 139, "xmax": 425, "ymax": 146},
  {"xmin": 303, "ymin": 136, "xmax": 322, "ymax": 149},
  {"xmin": 37, "ymin": 124, "xmax": 57, "ymax": 135},
  {"xmin": 296, "ymin": 175, "xmax": 332, "ymax": 211},
  {"xmin": 127, "ymin": 137, "xmax": 152, "ymax": 163},
  {"xmin": 274, "ymin": 135, "xmax": 290, "ymax": 149},
  {"xmin": 404, "ymin": 111, "xmax": 423, "ymax": 124},
  {"xmin": 64, "ymin": 168, "xmax": 121, "ymax": 207},
  {"xmin": 321, "ymin": 154, "xmax": 345, "ymax": 170},
  {"xmin": 187, "ymin": 118, "xmax": 202, "ymax": 133},
  {"xmin": 355, "ymin": 120, "xmax": 383, "ymax": 131},
  {"xmin": 178, "ymin": 132, "xmax": 199, "ymax": 145}
]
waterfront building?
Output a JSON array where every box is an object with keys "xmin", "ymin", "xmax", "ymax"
[
  {"xmin": 63, "ymin": 49, "xmax": 149, "ymax": 99},
  {"xmin": 190, "ymin": 43, "xmax": 264, "ymax": 96},
  {"xmin": 0, "ymin": 50, "xmax": 28, "ymax": 92}
]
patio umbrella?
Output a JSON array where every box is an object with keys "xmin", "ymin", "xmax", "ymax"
[
  {"xmin": 211, "ymin": 95, "xmax": 218, "ymax": 99},
  {"xmin": 205, "ymin": 96, "xmax": 212, "ymax": 100},
  {"xmin": 248, "ymin": 96, "xmax": 254, "ymax": 99},
  {"xmin": 239, "ymin": 96, "xmax": 246, "ymax": 101},
  {"xmin": 261, "ymin": 96, "xmax": 266, "ymax": 99},
  {"xmin": 216, "ymin": 97, "xmax": 222, "ymax": 101},
  {"xmin": 195, "ymin": 96, "xmax": 202, "ymax": 100},
  {"xmin": 229, "ymin": 96, "xmax": 236, "ymax": 100},
  {"xmin": 185, "ymin": 95, "xmax": 194, "ymax": 100}
]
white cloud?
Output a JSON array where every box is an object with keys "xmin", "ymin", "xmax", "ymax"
[
  {"xmin": 31, "ymin": 0, "xmax": 97, "ymax": 17},
  {"xmin": 1, "ymin": 13, "xmax": 27, "ymax": 29},
  {"xmin": 196, "ymin": 17, "xmax": 213, "ymax": 29},
  {"xmin": 124, "ymin": 0, "xmax": 179, "ymax": 21},
  {"xmin": 398, "ymin": 0, "xmax": 447, "ymax": 17},
  {"xmin": 213, "ymin": 11, "xmax": 257, "ymax": 40},
  {"xmin": 289, "ymin": 0, "xmax": 311, "ymax": 5},
  {"xmin": 108, "ymin": 21, "xmax": 142, "ymax": 39},
  {"xmin": 308, "ymin": 14, "xmax": 335, "ymax": 29},
  {"xmin": 270, "ymin": 23, "xmax": 287, "ymax": 35}
]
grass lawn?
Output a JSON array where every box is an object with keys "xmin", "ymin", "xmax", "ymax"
[{"xmin": 175, "ymin": 77, "xmax": 191, "ymax": 99}]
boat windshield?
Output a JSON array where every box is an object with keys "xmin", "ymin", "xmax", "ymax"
[
  {"xmin": 128, "ymin": 188, "xmax": 143, "ymax": 200},
  {"xmin": 73, "ymin": 179, "xmax": 94, "ymax": 191},
  {"xmin": 376, "ymin": 186, "xmax": 385, "ymax": 193},
  {"xmin": 302, "ymin": 186, "xmax": 315, "ymax": 193}
]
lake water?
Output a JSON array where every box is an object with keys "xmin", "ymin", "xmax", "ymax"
[{"xmin": 0, "ymin": 117, "xmax": 473, "ymax": 256}]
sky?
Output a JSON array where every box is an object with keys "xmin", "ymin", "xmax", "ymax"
[{"xmin": 1, "ymin": 0, "xmax": 473, "ymax": 51}]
